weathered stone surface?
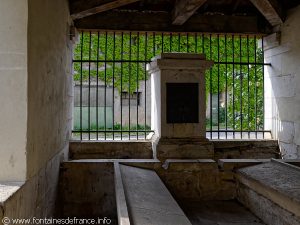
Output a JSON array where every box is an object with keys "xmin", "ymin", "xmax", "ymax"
[
  {"xmin": 155, "ymin": 161, "xmax": 236, "ymax": 201},
  {"xmin": 114, "ymin": 163, "xmax": 130, "ymax": 225},
  {"xmin": 277, "ymin": 121, "xmax": 295, "ymax": 143},
  {"xmin": 181, "ymin": 200, "xmax": 265, "ymax": 225},
  {"xmin": 0, "ymin": 149, "xmax": 65, "ymax": 221},
  {"xmin": 264, "ymin": 5, "xmax": 300, "ymax": 159},
  {"xmin": 218, "ymin": 159, "xmax": 267, "ymax": 171},
  {"xmin": 237, "ymin": 182, "xmax": 300, "ymax": 225},
  {"xmin": 270, "ymin": 75, "xmax": 296, "ymax": 98},
  {"xmin": 162, "ymin": 159, "xmax": 216, "ymax": 172},
  {"xmin": 119, "ymin": 164, "xmax": 192, "ymax": 225},
  {"xmin": 69, "ymin": 140, "xmax": 153, "ymax": 159},
  {"xmin": 213, "ymin": 140, "xmax": 280, "ymax": 159},
  {"xmin": 0, "ymin": 0, "xmax": 28, "ymax": 182},
  {"xmin": 237, "ymin": 161, "xmax": 300, "ymax": 218},
  {"xmin": 58, "ymin": 162, "xmax": 117, "ymax": 223},
  {"xmin": 280, "ymin": 142, "xmax": 298, "ymax": 159},
  {"xmin": 156, "ymin": 138, "xmax": 214, "ymax": 160}
]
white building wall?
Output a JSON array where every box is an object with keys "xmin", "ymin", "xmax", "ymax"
[{"xmin": 264, "ymin": 5, "xmax": 300, "ymax": 158}]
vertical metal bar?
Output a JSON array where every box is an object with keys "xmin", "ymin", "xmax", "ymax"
[
  {"xmin": 262, "ymin": 37, "xmax": 265, "ymax": 138},
  {"xmin": 153, "ymin": 32, "xmax": 156, "ymax": 57},
  {"xmin": 247, "ymin": 35, "xmax": 250, "ymax": 138},
  {"xmin": 202, "ymin": 34, "xmax": 205, "ymax": 137},
  {"xmin": 112, "ymin": 32, "xmax": 116, "ymax": 140},
  {"xmin": 161, "ymin": 32, "xmax": 164, "ymax": 52},
  {"xmin": 136, "ymin": 32, "xmax": 140, "ymax": 139},
  {"xmin": 225, "ymin": 35, "xmax": 228, "ymax": 139},
  {"xmin": 195, "ymin": 33, "xmax": 198, "ymax": 53},
  {"xmin": 121, "ymin": 32, "xmax": 124, "ymax": 140},
  {"xmin": 129, "ymin": 32, "xmax": 132, "ymax": 140},
  {"xmin": 144, "ymin": 32, "xmax": 148, "ymax": 139},
  {"xmin": 178, "ymin": 33, "xmax": 181, "ymax": 52},
  {"xmin": 217, "ymin": 34, "xmax": 220, "ymax": 139},
  {"xmin": 239, "ymin": 35, "xmax": 242, "ymax": 139},
  {"xmin": 170, "ymin": 33, "xmax": 172, "ymax": 52},
  {"xmin": 232, "ymin": 35, "xmax": 235, "ymax": 139},
  {"xmin": 88, "ymin": 32, "xmax": 92, "ymax": 140},
  {"xmin": 80, "ymin": 32, "xmax": 83, "ymax": 140},
  {"xmin": 209, "ymin": 34, "xmax": 212, "ymax": 139},
  {"xmin": 187, "ymin": 33, "xmax": 189, "ymax": 52},
  {"xmin": 104, "ymin": 32, "xmax": 108, "ymax": 140},
  {"xmin": 254, "ymin": 36, "xmax": 257, "ymax": 138},
  {"xmin": 96, "ymin": 32, "xmax": 100, "ymax": 140},
  {"xmin": 202, "ymin": 34, "xmax": 204, "ymax": 53}
]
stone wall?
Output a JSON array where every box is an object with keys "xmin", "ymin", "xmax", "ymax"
[
  {"xmin": 27, "ymin": 0, "xmax": 73, "ymax": 178},
  {"xmin": 1, "ymin": 0, "xmax": 73, "ymax": 220},
  {"xmin": 0, "ymin": 0, "xmax": 28, "ymax": 182},
  {"xmin": 264, "ymin": 5, "xmax": 300, "ymax": 159}
]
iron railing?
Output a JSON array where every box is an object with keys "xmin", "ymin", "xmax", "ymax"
[{"xmin": 72, "ymin": 31, "xmax": 271, "ymax": 140}]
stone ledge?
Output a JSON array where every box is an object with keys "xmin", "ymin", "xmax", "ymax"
[
  {"xmin": 218, "ymin": 159, "xmax": 270, "ymax": 171},
  {"xmin": 162, "ymin": 159, "xmax": 217, "ymax": 171},
  {"xmin": 69, "ymin": 141, "xmax": 153, "ymax": 159},
  {"xmin": 213, "ymin": 140, "xmax": 280, "ymax": 159},
  {"xmin": 114, "ymin": 163, "xmax": 130, "ymax": 225},
  {"xmin": 0, "ymin": 182, "xmax": 23, "ymax": 203},
  {"xmin": 236, "ymin": 161, "xmax": 300, "ymax": 218},
  {"xmin": 156, "ymin": 138, "xmax": 214, "ymax": 160}
]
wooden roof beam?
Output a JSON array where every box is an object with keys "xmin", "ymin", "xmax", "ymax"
[
  {"xmin": 249, "ymin": 0, "xmax": 284, "ymax": 26},
  {"xmin": 75, "ymin": 11, "xmax": 271, "ymax": 34},
  {"xmin": 172, "ymin": 0, "xmax": 208, "ymax": 25},
  {"xmin": 71, "ymin": 0, "xmax": 141, "ymax": 20}
]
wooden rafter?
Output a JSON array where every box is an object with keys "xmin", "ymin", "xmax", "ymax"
[
  {"xmin": 172, "ymin": 0, "xmax": 208, "ymax": 25},
  {"xmin": 75, "ymin": 10, "xmax": 270, "ymax": 34},
  {"xmin": 249, "ymin": 0, "xmax": 284, "ymax": 26},
  {"xmin": 71, "ymin": 0, "xmax": 141, "ymax": 20}
]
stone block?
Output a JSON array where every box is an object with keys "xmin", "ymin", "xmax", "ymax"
[
  {"xmin": 280, "ymin": 142, "xmax": 298, "ymax": 159},
  {"xmin": 162, "ymin": 159, "xmax": 217, "ymax": 172},
  {"xmin": 213, "ymin": 140, "xmax": 280, "ymax": 159},
  {"xmin": 294, "ymin": 122, "xmax": 300, "ymax": 145},
  {"xmin": 270, "ymin": 74, "xmax": 296, "ymax": 98},
  {"xmin": 156, "ymin": 138, "xmax": 214, "ymax": 160},
  {"xmin": 237, "ymin": 161, "xmax": 300, "ymax": 218},
  {"xmin": 69, "ymin": 141, "xmax": 153, "ymax": 159},
  {"xmin": 265, "ymin": 54, "xmax": 282, "ymax": 77},
  {"xmin": 218, "ymin": 159, "xmax": 263, "ymax": 171},
  {"xmin": 278, "ymin": 121, "xmax": 295, "ymax": 143},
  {"xmin": 59, "ymin": 162, "xmax": 117, "ymax": 220}
]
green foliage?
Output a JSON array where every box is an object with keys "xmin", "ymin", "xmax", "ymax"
[{"xmin": 73, "ymin": 32, "xmax": 264, "ymax": 131}]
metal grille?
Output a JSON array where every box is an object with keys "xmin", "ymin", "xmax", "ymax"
[{"xmin": 72, "ymin": 31, "xmax": 270, "ymax": 140}]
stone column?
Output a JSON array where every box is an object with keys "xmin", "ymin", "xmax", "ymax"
[{"xmin": 147, "ymin": 53, "xmax": 214, "ymax": 160}]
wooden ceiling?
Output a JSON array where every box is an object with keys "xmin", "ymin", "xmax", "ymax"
[{"xmin": 69, "ymin": 0, "xmax": 300, "ymax": 34}]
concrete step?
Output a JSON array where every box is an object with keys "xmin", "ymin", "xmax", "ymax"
[
  {"xmin": 236, "ymin": 160, "xmax": 300, "ymax": 225},
  {"xmin": 115, "ymin": 163, "xmax": 192, "ymax": 225}
]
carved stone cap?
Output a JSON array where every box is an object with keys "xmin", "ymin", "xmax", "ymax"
[{"xmin": 147, "ymin": 53, "xmax": 214, "ymax": 73}]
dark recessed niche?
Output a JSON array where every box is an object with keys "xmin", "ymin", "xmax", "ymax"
[{"xmin": 166, "ymin": 83, "xmax": 199, "ymax": 123}]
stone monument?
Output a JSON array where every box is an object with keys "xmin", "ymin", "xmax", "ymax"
[{"xmin": 147, "ymin": 53, "xmax": 214, "ymax": 160}]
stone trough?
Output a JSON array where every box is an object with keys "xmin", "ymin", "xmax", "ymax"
[{"xmin": 56, "ymin": 158, "xmax": 300, "ymax": 225}]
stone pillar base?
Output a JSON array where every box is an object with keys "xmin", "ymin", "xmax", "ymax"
[{"xmin": 155, "ymin": 137, "xmax": 214, "ymax": 160}]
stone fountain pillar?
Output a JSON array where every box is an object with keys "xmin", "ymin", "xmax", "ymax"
[{"xmin": 147, "ymin": 53, "xmax": 214, "ymax": 160}]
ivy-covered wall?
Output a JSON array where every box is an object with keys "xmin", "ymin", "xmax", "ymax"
[{"xmin": 73, "ymin": 32, "xmax": 264, "ymax": 133}]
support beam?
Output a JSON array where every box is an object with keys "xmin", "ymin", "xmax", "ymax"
[
  {"xmin": 249, "ymin": 0, "xmax": 284, "ymax": 26},
  {"xmin": 172, "ymin": 0, "xmax": 207, "ymax": 25},
  {"xmin": 71, "ymin": 0, "xmax": 141, "ymax": 20},
  {"xmin": 74, "ymin": 11, "xmax": 271, "ymax": 34}
]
